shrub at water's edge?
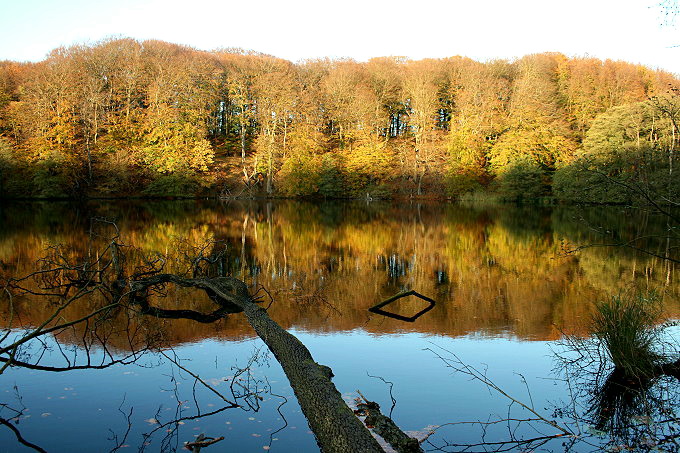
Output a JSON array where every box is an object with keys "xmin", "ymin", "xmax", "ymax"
[{"xmin": 592, "ymin": 294, "xmax": 668, "ymax": 378}]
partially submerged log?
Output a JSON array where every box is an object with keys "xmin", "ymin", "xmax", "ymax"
[
  {"xmin": 355, "ymin": 391, "xmax": 425, "ymax": 453},
  {"xmin": 185, "ymin": 433, "xmax": 224, "ymax": 452},
  {"xmin": 130, "ymin": 275, "xmax": 393, "ymax": 453}
]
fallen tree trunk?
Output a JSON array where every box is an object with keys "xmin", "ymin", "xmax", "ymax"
[
  {"xmin": 129, "ymin": 275, "xmax": 390, "ymax": 453},
  {"xmin": 356, "ymin": 392, "xmax": 424, "ymax": 453}
]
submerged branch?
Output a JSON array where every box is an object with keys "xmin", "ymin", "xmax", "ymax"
[{"xmin": 0, "ymin": 417, "xmax": 47, "ymax": 453}]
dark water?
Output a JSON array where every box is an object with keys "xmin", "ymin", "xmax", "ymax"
[{"xmin": 0, "ymin": 200, "xmax": 678, "ymax": 452}]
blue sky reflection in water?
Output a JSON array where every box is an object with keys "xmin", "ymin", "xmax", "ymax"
[
  {"xmin": 0, "ymin": 200, "xmax": 679, "ymax": 452},
  {"xmin": 0, "ymin": 330, "xmax": 567, "ymax": 452}
]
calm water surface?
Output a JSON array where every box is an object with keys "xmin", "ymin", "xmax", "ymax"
[{"xmin": 0, "ymin": 200, "xmax": 678, "ymax": 452}]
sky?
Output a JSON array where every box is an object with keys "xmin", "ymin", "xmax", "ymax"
[{"xmin": 1, "ymin": 0, "xmax": 679, "ymax": 73}]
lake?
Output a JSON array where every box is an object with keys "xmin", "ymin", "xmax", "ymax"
[{"xmin": 0, "ymin": 200, "xmax": 678, "ymax": 452}]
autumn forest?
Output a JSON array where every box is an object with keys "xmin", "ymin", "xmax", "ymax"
[{"xmin": 1, "ymin": 37, "xmax": 679, "ymax": 201}]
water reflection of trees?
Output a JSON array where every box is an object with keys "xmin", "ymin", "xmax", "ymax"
[
  {"xmin": 1, "ymin": 201, "xmax": 679, "ymax": 346},
  {"xmin": 1, "ymin": 201, "xmax": 679, "ymax": 451},
  {"xmin": 0, "ymin": 227, "xmax": 286, "ymax": 452},
  {"xmin": 1, "ymin": 220, "xmax": 408, "ymax": 452}
]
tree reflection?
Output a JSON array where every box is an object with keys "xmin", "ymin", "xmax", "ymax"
[
  {"xmin": 2, "ymin": 200, "xmax": 679, "ymax": 341},
  {"xmin": 556, "ymin": 315, "xmax": 680, "ymax": 452},
  {"xmin": 0, "ymin": 222, "xmax": 273, "ymax": 452},
  {"xmin": 0, "ymin": 389, "xmax": 47, "ymax": 453},
  {"xmin": 0, "ymin": 219, "xmax": 423, "ymax": 452},
  {"xmin": 424, "ymin": 309, "xmax": 679, "ymax": 452},
  {"xmin": 1, "ymin": 203, "xmax": 679, "ymax": 451}
]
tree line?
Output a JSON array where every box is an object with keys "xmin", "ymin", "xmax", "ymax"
[{"xmin": 0, "ymin": 38, "xmax": 678, "ymax": 201}]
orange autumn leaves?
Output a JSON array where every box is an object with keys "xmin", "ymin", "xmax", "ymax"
[{"xmin": 0, "ymin": 40, "xmax": 678, "ymax": 198}]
